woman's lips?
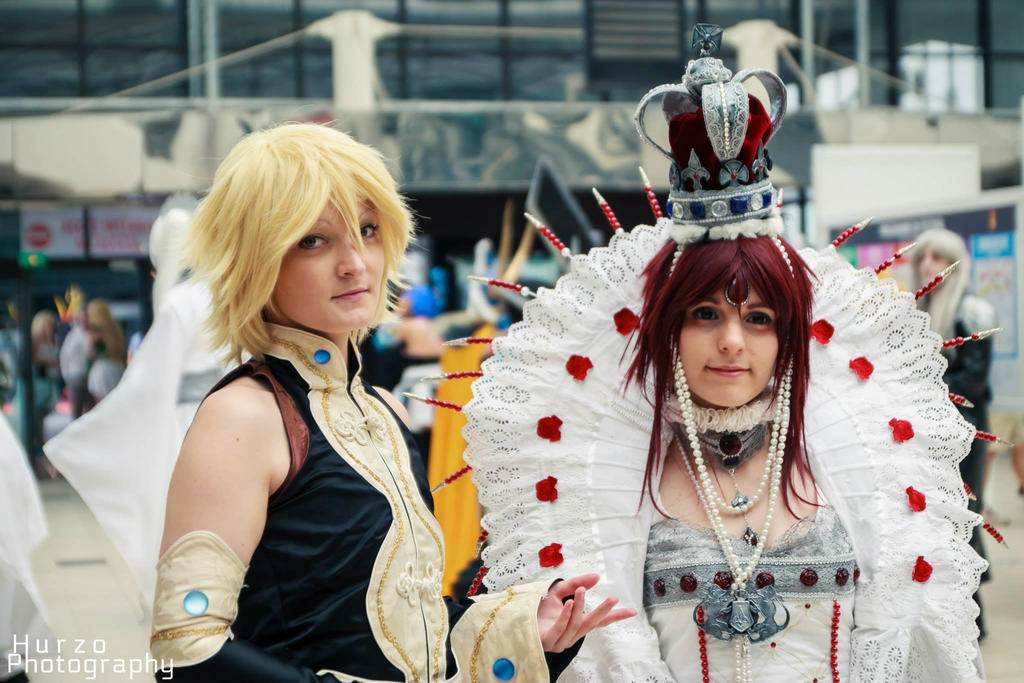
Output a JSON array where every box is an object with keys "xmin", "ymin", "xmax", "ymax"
[
  {"xmin": 707, "ymin": 366, "xmax": 748, "ymax": 378},
  {"xmin": 334, "ymin": 288, "xmax": 368, "ymax": 301}
]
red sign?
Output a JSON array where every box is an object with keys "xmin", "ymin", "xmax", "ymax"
[{"xmin": 25, "ymin": 222, "xmax": 51, "ymax": 249}]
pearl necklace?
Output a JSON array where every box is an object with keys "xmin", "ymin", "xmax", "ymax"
[{"xmin": 673, "ymin": 358, "xmax": 792, "ymax": 683}]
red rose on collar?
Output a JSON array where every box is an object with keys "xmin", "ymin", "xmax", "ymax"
[
  {"xmin": 539, "ymin": 543, "xmax": 564, "ymax": 568},
  {"xmin": 849, "ymin": 356, "xmax": 874, "ymax": 380},
  {"xmin": 905, "ymin": 486, "xmax": 926, "ymax": 512},
  {"xmin": 613, "ymin": 308, "xmax": 640, "ymax": 336},
  {"xmin": 912, "ymin": 556, "xmax": 933, "ymax": 582},
  {"xmin": 565, "ymin": 355, "xmax": 594, "ymax": 381},
  {"xmin": 811, "ymin": 319, "xmax": 834, "ymax": 345},
  {"xmin": 537, "ymin": 415, "xmax": 563, "ymax": 442},
  {"xmin": 536, "ymin": 476, "xmax": 558, "ymax": 502},
  {"xmin": 889, "ymin": 418, "xmax": 914, "ymax": 443}
]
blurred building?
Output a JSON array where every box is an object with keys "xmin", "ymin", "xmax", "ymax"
[{"xmin": 1, "ymin": 0, "xmax": 1023, "ymax": 448}]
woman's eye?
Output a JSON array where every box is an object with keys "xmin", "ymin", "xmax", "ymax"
[
  {"xmin": 692, "ymin": 307, "xmax": 717, "ymax": 321},
  {"xmin": 361, "ymin": 223, "xmax": 379, "ymax": 239},
  {"xmin": 747, "ymin": 311, "xmax": 774, "ymax": 326},
  {"xmin": 298, "ymin": 235, "xmax": 324, "ymax": 249}
]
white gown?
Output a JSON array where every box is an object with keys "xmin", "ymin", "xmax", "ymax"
[
  {"xmin": 462, "ymin": 221, "xmax": 986, "ymax": 682},
  {"xmin": 0, "ymin": 414, "xmax": 53, "ymax": 668},
  {"xmin": 44, "ymin": 280, "xmax": 226, "ymax": 605}
]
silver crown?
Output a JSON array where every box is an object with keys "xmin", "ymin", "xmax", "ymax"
[
  {"xmin": 633, "ymin": 24, "xmax": 788, "ymax": 227},
  {"xmin": 634, "ymin": 24, "xmax": 787, "ymax": 167}
]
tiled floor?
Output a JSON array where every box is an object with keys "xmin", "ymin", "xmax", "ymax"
[{"xmin": 17, "ymin": 454, "xmax": 1024, "ymax": 681}]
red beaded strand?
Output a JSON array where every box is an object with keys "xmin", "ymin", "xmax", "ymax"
[
  {"xmin": 524, "ymin": 212, "xmax": 572, "ymax": 257},
  {"xmin": 831, "ymin": 600, "xmax": 841, "ymax": 683},
  {"xmin": 915, "ymin": 261, "xmax": 960, "ymax": 300},
  {"xmin": 874, "ymin": 241, "xmax": 917, "ymax": 274},
  {"xmin": 638, "ymin": 167, "xmax": 663, "ymax": 220},
  {"xmin": 976, "ymin": 429, "xmax": 1012, "ymax": 446},
  {"xmin": 475, "ymin": 528, "xmax": 489, "ymax": 558},
  {"xmin": 466, "ymin": 565, "xmax": 488, "ymax": 597},
  {"xmin": 942, "ymin": 328, "xmax": 1000, "ymax": 349},
  {"xmin": 964, "ymin": 482, "xmax": 976, "ymax": 501},
  {"xmin": 467, "ymin": 275, "xmax": 535, "ymax": 297},
  {"xmin": 592, "ymin": 188, "xmax": 623, "ymax": 231},
  {"xmin": 443, "ymin": 336, "xmax": 494, "ymax": 347},
  {"xmin": 948, "ymin": 392, "xmax": 974, "ymax": 408},
  {"xmin": 444, "ymin": 370, "xmax": 484, "ymax": 380},
  {"xmin": 430, "ymin": 463, "xmax": 472, "ymax": 494},
  {"xmin": 983, "ymin": 521, "xmax": 1007, "ymax": 547},
  {"xmin": 696, "ymin": 606, "xmax": 710, "ymax": 683},
  {"xmin": 831, "ymin": 217, "xmax": 872, "ymax": 248}
]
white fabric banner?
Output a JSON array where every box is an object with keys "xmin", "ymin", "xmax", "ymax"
[{"xmin": 19, "ymin": 207, "xmax": 85, "ymax": 258}]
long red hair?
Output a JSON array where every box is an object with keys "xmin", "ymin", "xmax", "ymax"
[{"xmin": 626, "ymin": 236, "xmax": 815, "ymax": 516}]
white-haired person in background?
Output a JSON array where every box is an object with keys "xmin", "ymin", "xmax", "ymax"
[
  {"xmin": 45, "ymin": 194, "xmax": 228, "ymax": 612},
  {"xmin": 913, "ymin": 226, "xmax": 997, "ymax": 638}
]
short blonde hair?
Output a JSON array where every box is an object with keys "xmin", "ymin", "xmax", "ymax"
[{"xmin": 186, "ymin": 123, "xmax": 414, "ymax": 363}]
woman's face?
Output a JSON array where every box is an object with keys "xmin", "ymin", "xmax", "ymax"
[
  {"xmin": 917, "ymin": 246, "xmax": 953, "ymax": 287},
  {"xmin": 677, "ymin": 287, "xmax": 779, "ymax": 409},
  {"xmin": 267, "ymin": 203, "xmax": 385, "ymax": 347}
]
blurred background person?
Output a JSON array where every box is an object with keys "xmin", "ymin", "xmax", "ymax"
[
  {"xmin": 913, "ymin": 226, "xmax": 997, "ymax": 638},
  {"xmin": 84, "ymin": 298, "xmax": 126, "ymax": 403},
  {"xmin": 57, "ymin": 290, "xmax": 92, "ymax": 419}
]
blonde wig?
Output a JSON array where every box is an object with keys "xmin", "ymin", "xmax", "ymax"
[
  {"xmin": 911, "ymin": 227, "xmax": 970, "ymax": 339},
  {"xmin": 86, "ymin": 299, "xmax": 126, "ymax": 363},
  {"xmin": 185, "ymin": 122, "xmax": 414, "ymax": 363}
]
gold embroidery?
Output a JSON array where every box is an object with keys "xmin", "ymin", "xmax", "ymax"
[
  {"xmin": 272, "ymin": 338, "xmax": 421, "ymax": 683},
  {"xmin": 150, "ymin": 625, "xmax": 228, "ymax": 643},
  {"xmin": 469, "ymin": 589, "xmax": 518, "ymax": 683},
  {"xmin": 363, "ymin": 398, "xmax": 448, "ymax": 682}
]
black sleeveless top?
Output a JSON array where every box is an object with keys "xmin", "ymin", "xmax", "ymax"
[{"xmin": 222, "ymin": 352, "xmax": 436, "ymax": 679}]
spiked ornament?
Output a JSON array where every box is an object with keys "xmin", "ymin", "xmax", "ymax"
[
  {"xmin": 403, "ymin": 392, "xmax": 464, "ymax": 412},
  {"xmin": 420, "ymin": 370, "xmax": 484, "ymax": 382},
  {"xmin": 948, "ymin": 393, "xmax": 975, "ymax": 409},
  {"xmin": 430, "ymin": 463, "xmax": 473, "ymax": 494},
  {"xmin": 524, "ymin": 212, "xmax": 571, "ymax": 257},
  {"xmin": 942, "ymin": 328, "xmax": 1000, "ymax": 349},
  {"xmin": 875, "ymin": 242, "xmax": 918, "ymax": 274},
  {"xmin": 975, "ymin": 429, "xmax": 1013, "ymax": 447},
  {"xmin": 467, "ymin": 275, "xmax": 536, "ymax": 298},
  {"xmin": 915, "ymin": 261, "xmax": 960, "ymax": 300},
  {"xmin": 592, "ymin": 188, "xmax": 623, "ymax": 231},
  {"xmin": 831, "ymin": 218, "xmax": 873, "ymax": 249},
  {"xmin": 443, "ymin": 336, "xmax": 494, "ymax": 347}
]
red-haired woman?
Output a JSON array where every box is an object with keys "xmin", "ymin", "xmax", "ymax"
[{"xmin": 462, "ymin": 24, "xmax": 986, "ymax": 683}]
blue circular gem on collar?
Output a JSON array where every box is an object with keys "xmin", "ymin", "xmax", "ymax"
[
  {"xmin": 183, "ymin": 590, "xmax": 209, "ymax": 616},
  {"xmin": 313, "ymin": 349, "xmax": 331, "ymax": 364},
  {"xmin": 492, "ymin": 658, "xmax": 515, "ymax": 680}
]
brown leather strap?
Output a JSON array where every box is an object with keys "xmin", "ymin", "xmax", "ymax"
[{"xmin": 207, "ymin": 363, "xmax": 310, "ymax": 503}]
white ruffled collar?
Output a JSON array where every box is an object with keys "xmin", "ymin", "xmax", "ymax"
[{"xmin": 668, "ymin": 395, "xmax": 773, "ymax": 432}]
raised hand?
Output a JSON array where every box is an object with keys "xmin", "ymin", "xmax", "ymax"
[{"xmin": 537, "ymin": 573, "xmax": 636, "ymax": 653}]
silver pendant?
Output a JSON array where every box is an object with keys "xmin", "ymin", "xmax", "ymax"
[
  {"xmin": 694, "ymin": 584, "xmax": 789, "ymax": 643},
  {"xmin": 731, "ymin": 492, "xmax": 751, "ymax": 509},
  {"xmin": 742, "ymin": 526, "xmax": 758, "ymax": 547}
]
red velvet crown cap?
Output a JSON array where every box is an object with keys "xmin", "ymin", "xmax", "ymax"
[{"xmin": 668, "ymin": 94, "xmax": 773, "ymax": 191}]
